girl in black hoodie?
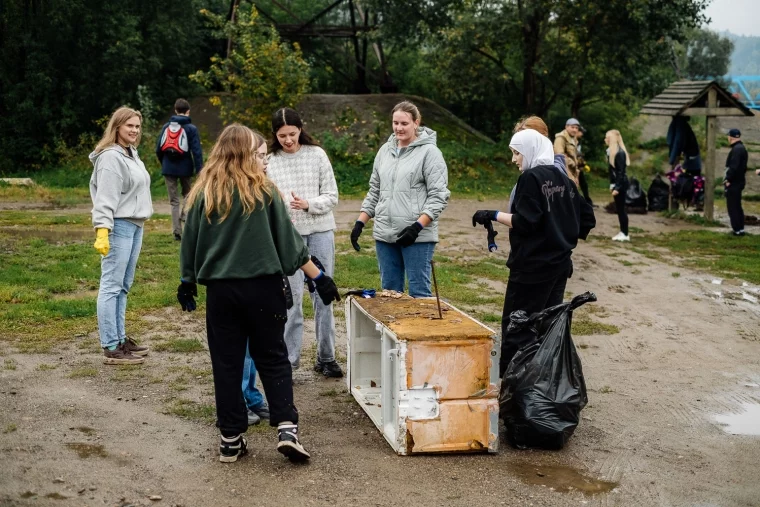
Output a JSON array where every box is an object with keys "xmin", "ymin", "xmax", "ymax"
[{"xmin": 473, "ymin": 129, "xmax": 595, "ymax": 376}]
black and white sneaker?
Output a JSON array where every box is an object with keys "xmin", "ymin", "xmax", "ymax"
[
  {"xmin": 276, "ymin": 424, "xmax": 310, "ymax": 462},
  {"xmin": 219, "ymin": 434, "xmax": 248, "ymax": 463}
]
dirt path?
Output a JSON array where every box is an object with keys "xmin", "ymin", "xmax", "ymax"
[{"xmin": 1, "ymin": 199, "xmax": 759, "ymax": 507}]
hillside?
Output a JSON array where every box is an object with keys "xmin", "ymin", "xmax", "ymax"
[{"xmin": 188, "ymin": 93, "xmax": 494, "ymax": 147}]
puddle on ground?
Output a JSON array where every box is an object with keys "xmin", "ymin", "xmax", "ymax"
[
  {"xmin": 44, "ymin": 493, "xmax": 68, "ymax": 500},
  {"xmin": 65, "ymin": 442, "xmax": 108, "ymax": 458},
  {"xmin": 71, "ymin": 426, "xmax": 96, "ymax": 435},
  {"xmin": 0, "ymin": 227, "xmax": 90, "ymax": 242},
  {"xmin": 507, "ymin": 463, "xmax": 618, "ymax": 495},
  {"xmin": 713, "ymin": 403, "xmax": 760, "ymax": 436}
]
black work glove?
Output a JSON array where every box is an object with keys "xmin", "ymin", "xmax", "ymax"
[
  {"xmin": 396, "ymin": 221, "xmax": 423, "ymax": 247},
  {"xmin": 472, "ymin": 210, "xmax": 499, "ymax": 227},
  {"xmin": 177, "ymin": 281, "xmax": 197, "ymax": 312},
  {"xmin": 305, "ymin": 255, "xmax": 326, "ymax": 293},
  {"xmin": 350, "ymin": 221, "xmax": 364, "ymax": 251},
  {"xmin": 313, "ymin": 273, "xmax": 341, "ymax": 306}
]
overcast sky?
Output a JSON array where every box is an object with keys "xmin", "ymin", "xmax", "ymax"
[{"xmin": 704, "ymin": 0, "xmax": 760, "ymax": 36}]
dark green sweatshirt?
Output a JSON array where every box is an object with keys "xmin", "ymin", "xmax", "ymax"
[{"xmin": 180, "ymin": 184, "xmax": 310, "ymax": 284}]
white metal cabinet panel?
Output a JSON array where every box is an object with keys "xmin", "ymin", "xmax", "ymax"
[{"xmin": 346, "ymin": 294, "xmax": 500, "ymax": 455}]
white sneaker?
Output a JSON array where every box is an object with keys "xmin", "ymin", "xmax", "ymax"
[{"xmin": 611, "ymin": 232, "xmax": 630, "ymax": 242}]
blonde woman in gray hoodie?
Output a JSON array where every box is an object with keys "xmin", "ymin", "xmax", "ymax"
[{"xmin": 89, "ymin": 107, "xmax": 154, "ymax": 365}]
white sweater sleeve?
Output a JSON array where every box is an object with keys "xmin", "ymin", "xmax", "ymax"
[{"xmin": 307, "ymin": 150, "xmax": 339, "ymax": 215}]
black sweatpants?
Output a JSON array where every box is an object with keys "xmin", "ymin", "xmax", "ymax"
[
  {"xmin": 578, "ymin": 171, "xmax": 593, "ymax": 205},
  {"xmin": 614, "ymin": 192, "xmax": 628, "ymax": 235},
  {"xmin": 499, "ymin": 268, "xmax": 570, "ymax": 377},
  {"xmin": 206, "ymin": 276, "xmax": 298, "ymax": 436},
  {"xmin": 725, "ymin": 185, "xmax": 745, "ymax": 233}
]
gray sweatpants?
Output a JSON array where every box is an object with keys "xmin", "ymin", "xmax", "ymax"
[{"xmin": 284, "ymin": 230, "xmax": 336, "ymax": 367}]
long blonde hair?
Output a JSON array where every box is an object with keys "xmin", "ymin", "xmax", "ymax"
[
  {"xmin": 185, "ymin": 124, "xmax": 271, "ymax": 223},
  {"xmin": 606, "ymin": 130, "xmax": 630, "ymax": 166},
  {"xmin": 94, "ymin": 107, "xmax": 143, "ymax": 154}
]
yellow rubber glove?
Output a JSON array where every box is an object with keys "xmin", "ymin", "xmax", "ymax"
[
  {"xmin": 94, "ymin": 228, "xmax": 110, "ymax": 256},
  {"xmin": 584, "ymin": 164, "xmax": 591, "ymax": 173}
]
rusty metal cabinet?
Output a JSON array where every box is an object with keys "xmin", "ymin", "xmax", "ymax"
[{"xmin": 345, "ymin": 295, "xmax": 500, "ymax": 455}]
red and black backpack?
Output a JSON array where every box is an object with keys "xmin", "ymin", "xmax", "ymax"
[{"xmin": 159, "ymin": 122, "xmax": 188, "ymax": 160}]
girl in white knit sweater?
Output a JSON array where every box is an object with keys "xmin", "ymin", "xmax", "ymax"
[{"xmin": 267, "ymin": 108, "xmax": 342, "ymax": 378}]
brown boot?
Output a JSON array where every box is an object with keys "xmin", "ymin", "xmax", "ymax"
[
  {"xmin": 103, "ymin": 343, "xmax": 145, "ymax": 365},
  {"xmin": 123, "ymin": 337, "xmax": 149, "ymax": 357}
]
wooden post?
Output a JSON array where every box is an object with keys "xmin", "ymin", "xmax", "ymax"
[{"xmin": 704, "ymin": 87, "xmax": 718, "ymax": 221}]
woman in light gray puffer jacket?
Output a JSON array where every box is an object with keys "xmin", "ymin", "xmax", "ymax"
[{"xmin": 351, "ymin": 101, "xmax": 450, "ymax": 297}]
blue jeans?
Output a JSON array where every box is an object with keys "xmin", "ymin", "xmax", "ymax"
[
  {"xmin": 96, "ymin": 219, "xmax": 143, "ymax": 348},
  {"xmin": 375, "ymin": 241, "xmax": 436, "ymax": 297},
  {"xmin": 242, "ymin": 340, "xmax": 265, "ymax": 409}
]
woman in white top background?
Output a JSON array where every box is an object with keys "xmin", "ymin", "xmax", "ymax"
[{"xmin": 267, "ymin": 107, "xmax": 342, "ymax": 378}]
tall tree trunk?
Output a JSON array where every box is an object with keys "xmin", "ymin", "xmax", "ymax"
[
  {"xmin": 348, "ymin": 0, "xmax": 369, "ymax": 93},
  {"xmin": 521, "ymin": 13, "xmax": 541, "ymax": 114},
  {"xmin": 226, "ymin": 0, "xmax": 240, "ymax": 59}
]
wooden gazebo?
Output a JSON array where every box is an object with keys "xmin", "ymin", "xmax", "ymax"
[{"xmin": 640, "ymin": 80, "xmax": 753, "ymax": 220}]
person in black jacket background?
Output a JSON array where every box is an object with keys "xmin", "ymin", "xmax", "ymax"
[
  {"xmin": 472, "ymin": 129, "xmax": 595, "ymax": 376},
  {"xmin": 156, "ymin": 98, "xmax": 204, "ymax": 241},
  {"xmin": 606, "ymin": 130, "xmax": 630, "ymax": 242},
  {"xmin": 724, "ymin": 128, "xmax": 749, "ymax": 236}
]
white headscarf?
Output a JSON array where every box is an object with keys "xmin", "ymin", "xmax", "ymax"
[{"xmin": 509, "ymin": 129, "xmax": 555, "ymax": 171}]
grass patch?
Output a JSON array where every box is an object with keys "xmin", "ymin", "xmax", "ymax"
[
  {"xmin": 69, "ymin": 366, "xmax": 98, "ymax": 378},
  {"xmin": 153, "ymin": 339, "xmax": 205, "ymax": 353},
  {"xmin": 35, "ymin": 363, "xmax": 58, "ymax": 371},
  {"xmin": 572, "ymin": 316, "xmax": 620, "ymax": 336},
  {"xmin": 3, "ymin": 358, "xmax": 17, "ymax": 370},
  {"xmin": 636, "ymin": 230, "xmax": 760, "ymax": 284},
  {"xmin": 3, "ymin": 423, "xmax": 17, "ymax": 433},
  {"xmin": 671, "ymin": 272, "xmax": 681, "ymax": 278},
  {"xmin": 659, "ymin": 209, "xmax": 723, "ymax": 228},
  {"xmin": 599, "ymin": 385, "xmax": 614, "ymax": 394},
  {"xmin": 628, "ymin": 227, "xmax": 646, "ymax": 234},
  {"xmin": 0, "ymin": 211, "xmax": 192, "ymax": 351},
  {"xmin": 319, "ymin": 388, "xmax": 340, "ymax": 397},
  {"xmin": 164, "ymin": 398, "xmax": 215, "ymax": 424}
]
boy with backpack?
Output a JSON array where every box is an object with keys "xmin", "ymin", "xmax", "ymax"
[{"xmin": 156, "ymin": 98, "xmax": 204, "ymax": 241}]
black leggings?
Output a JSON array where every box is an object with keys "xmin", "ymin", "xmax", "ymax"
[
  {"xmin": 614, "ymin": 192, "xmax": 628, "ymax": 235},
  {"xmin": 578, "ymin": 171, "xmax": 592, "ymax": 204},
  {"xmin": 206, "ymin": 276, "xmax": 298, "ymax": 436},
  {"xmin": 499, "ymin": 269, "xmax": 570, "ymax": 377}
]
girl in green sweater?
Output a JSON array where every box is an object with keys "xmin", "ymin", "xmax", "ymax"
[{"xmin": 178, "ymin": 124, "xmax": 340, "ymax": 463}]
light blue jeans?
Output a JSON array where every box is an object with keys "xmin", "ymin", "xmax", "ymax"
[
  {"xmin": 284, "ymin": 230, "xmax": 336, "ymax": 367},
  {"xmin": 375, "ymin": 240, "xmax": 436, "ymax": 297},
  {"xmin": 242, "ymin": 340, "xmax": 265, "ymax": 409},
  {"xmin": 97, "ymin": 219, "xmax": 143, "ymax": 349}
]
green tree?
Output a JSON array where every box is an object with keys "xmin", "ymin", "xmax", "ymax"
[
  {"xmin": 191, "ymin": 4, "xmax": 311, "ymax": 132},
  {"xmin": 674, "ymin": 28, "xmax": 734, "ymax": 80},
  {"xmin": 0, "ymin": 0, "xmax": 222, "ymax": 172}
]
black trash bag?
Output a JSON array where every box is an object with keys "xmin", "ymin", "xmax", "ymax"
[
  {"xmin": 625, "ymin": 178, "xmax": 647, "ymax": 209},
  {"xmin": 648, "ymin": 176, "xmax": 670, "ymax": 211},
  {"xmin": 672, "ymin": 173, "xmax": 694, "ymax": 202},
  {"xmin": 499, "ymin": 292, "xmax": 595, "ymax": 450}
]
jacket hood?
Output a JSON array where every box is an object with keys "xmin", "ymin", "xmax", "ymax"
[
  {"xmin": 169, "ymin": 115, "xmax": 192, "ymax": 125},
  {"xmin": 387, "ymin": 126, "xmax": 438, "ymax": 150},
  {"xmin": 553, "ymin": 154, "xmax": 568, "ymax": 175},
  {"xmin": 88, "ymin": 146, "xmax": 127, "ymax": 167}
]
